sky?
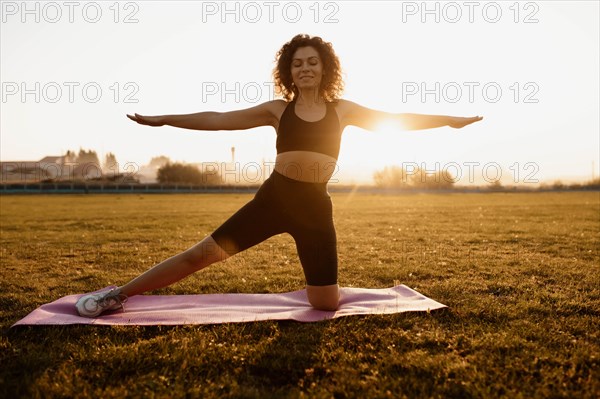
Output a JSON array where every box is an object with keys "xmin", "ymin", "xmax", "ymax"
[{"xmin": 1, "ymin": 0, "xmax": 599, "ymax": 185}]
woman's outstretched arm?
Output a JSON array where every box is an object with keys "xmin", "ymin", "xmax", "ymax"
[
  {"xmin": 397, "ymin": 113, "xmax": 483, "ymax": 129},
  {"xmin": 126, "ymin": 100, "xmax": 284, "ymax": 131},
  {"xmin": 337, "ymin": 99, "xmax": 483, "ymax": 131}
]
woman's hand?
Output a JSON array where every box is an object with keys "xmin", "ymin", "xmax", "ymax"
[
  {"xmin": 126, "ymin": 113, "xmax": 165, "ymax": 127},
  {"xmin": 448, "ymin": 116, "xmax": 483, "ymax": 129}
]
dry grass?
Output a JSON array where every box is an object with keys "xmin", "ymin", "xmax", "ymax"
[{"xmin": 1, "ymin": 192, "xmax": 599, "ymax": 398}]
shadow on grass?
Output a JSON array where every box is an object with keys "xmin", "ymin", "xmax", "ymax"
[
  {"xmin": 2, "ymin": 325, "xmax": 173, "ymax": 398},
  {"xmin": 3, "ymin": 320, "xmax": 328, "ymax": 398},
  {"xmin": 242, "ymin": 321, "xmax": 326, "ymax": 391}
]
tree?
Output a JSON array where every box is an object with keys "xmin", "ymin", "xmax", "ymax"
[
  {"xmin": 77, "ymin": 148, "xmax": 101, "ymax": 165},
  {"xmin": 410, "ymin": 166, "xmax": 455, "ymax": 189},
  {"xmin": 373, "ymin": 166, "xmax": 411, "ymax": 188},
  {"xmin": 149, "ymin": 156, "xmax": 171, "ymax": 169},
  {"xmin": 373, "ymin": 165, "xmax": 456, "ymax": 189},
  {"xmin": 64, "ymin": 150, "xmax": 77, "ymax": 164},
  {"xmin": 157, "ymin": 162, "xmax": 221, "ymax": 185},
  {"xmin": 103, "ymin": 152, "xmax": 118, "ymax": 175},
  {"xmin": 487, "ymin": 180, "xmax": 504, "ymax": 191},
  {"xmin": 551, "ymin": 180, "xmax": 565, "ymax": 190},
  {"xmin": 584, "ymin": 177, "xmax": 600, "ymax": 189},
  {"xmin": 69, "ymin": 148, "xmax": 102, "ymax": 180}
]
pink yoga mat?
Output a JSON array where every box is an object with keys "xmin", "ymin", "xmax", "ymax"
[{"xmin": 12, "ymin": 285, "xmax": 446, "ymax": 326}]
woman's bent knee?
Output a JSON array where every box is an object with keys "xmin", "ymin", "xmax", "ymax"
[{"xmin": 306, "ymin": 284, "xmax": 339, "ymax": 311}]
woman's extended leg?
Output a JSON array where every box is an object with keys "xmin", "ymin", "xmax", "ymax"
[
  {"xmin": 118, "ymin": 235, "xmax": 230, "ymax": 297},
  {"xmin": 76, "ymin": 173, "xmax": 294, "ymax": 317},
  {"xmin": 76, "ymin": 235, "xmax": 230, "ymax": 317},
  {"xmin": 120, "ymin": 182, "xmax": 284, "ymax": 299}
]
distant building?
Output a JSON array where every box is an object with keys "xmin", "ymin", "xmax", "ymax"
[{"xmin": 1, "ymin": 155, "xmax": 101, "ymax": 182}]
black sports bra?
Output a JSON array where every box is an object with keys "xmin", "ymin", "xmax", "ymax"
[{"xmin": 276, "ymin": 99, "xmax": 342, "ymax": 159}]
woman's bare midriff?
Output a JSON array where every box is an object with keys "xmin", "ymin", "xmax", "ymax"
[{"xmin": 275, "ymin": 151, "xmax": 338, "ymax": 183}]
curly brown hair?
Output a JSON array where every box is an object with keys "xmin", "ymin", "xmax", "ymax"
[{"xmin": 273, "ymin": 34, "xmax": 344, "ymax": 102}]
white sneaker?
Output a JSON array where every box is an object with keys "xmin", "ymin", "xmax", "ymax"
[{"xmin": 75, "ymin": 288, "xmax": 128, "ymax": 317}]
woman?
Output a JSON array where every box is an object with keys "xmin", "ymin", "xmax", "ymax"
[{"xmin": 75, "ymin": 34, "xmax": 482, "ymax": 317}]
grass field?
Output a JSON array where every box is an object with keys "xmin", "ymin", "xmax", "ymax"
[{"xmin": 1, "ymin": 192, "xmax": 599, "ymax": 398}]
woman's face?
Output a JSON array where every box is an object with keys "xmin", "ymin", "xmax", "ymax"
[{"xmin": 290, "ymin": 46, "xmax": 323, "ymax": 92}]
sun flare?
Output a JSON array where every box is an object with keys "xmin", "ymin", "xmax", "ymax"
[{"xmin": 375, "ymin": 119, "xmax": 404, "ymax": 136}]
